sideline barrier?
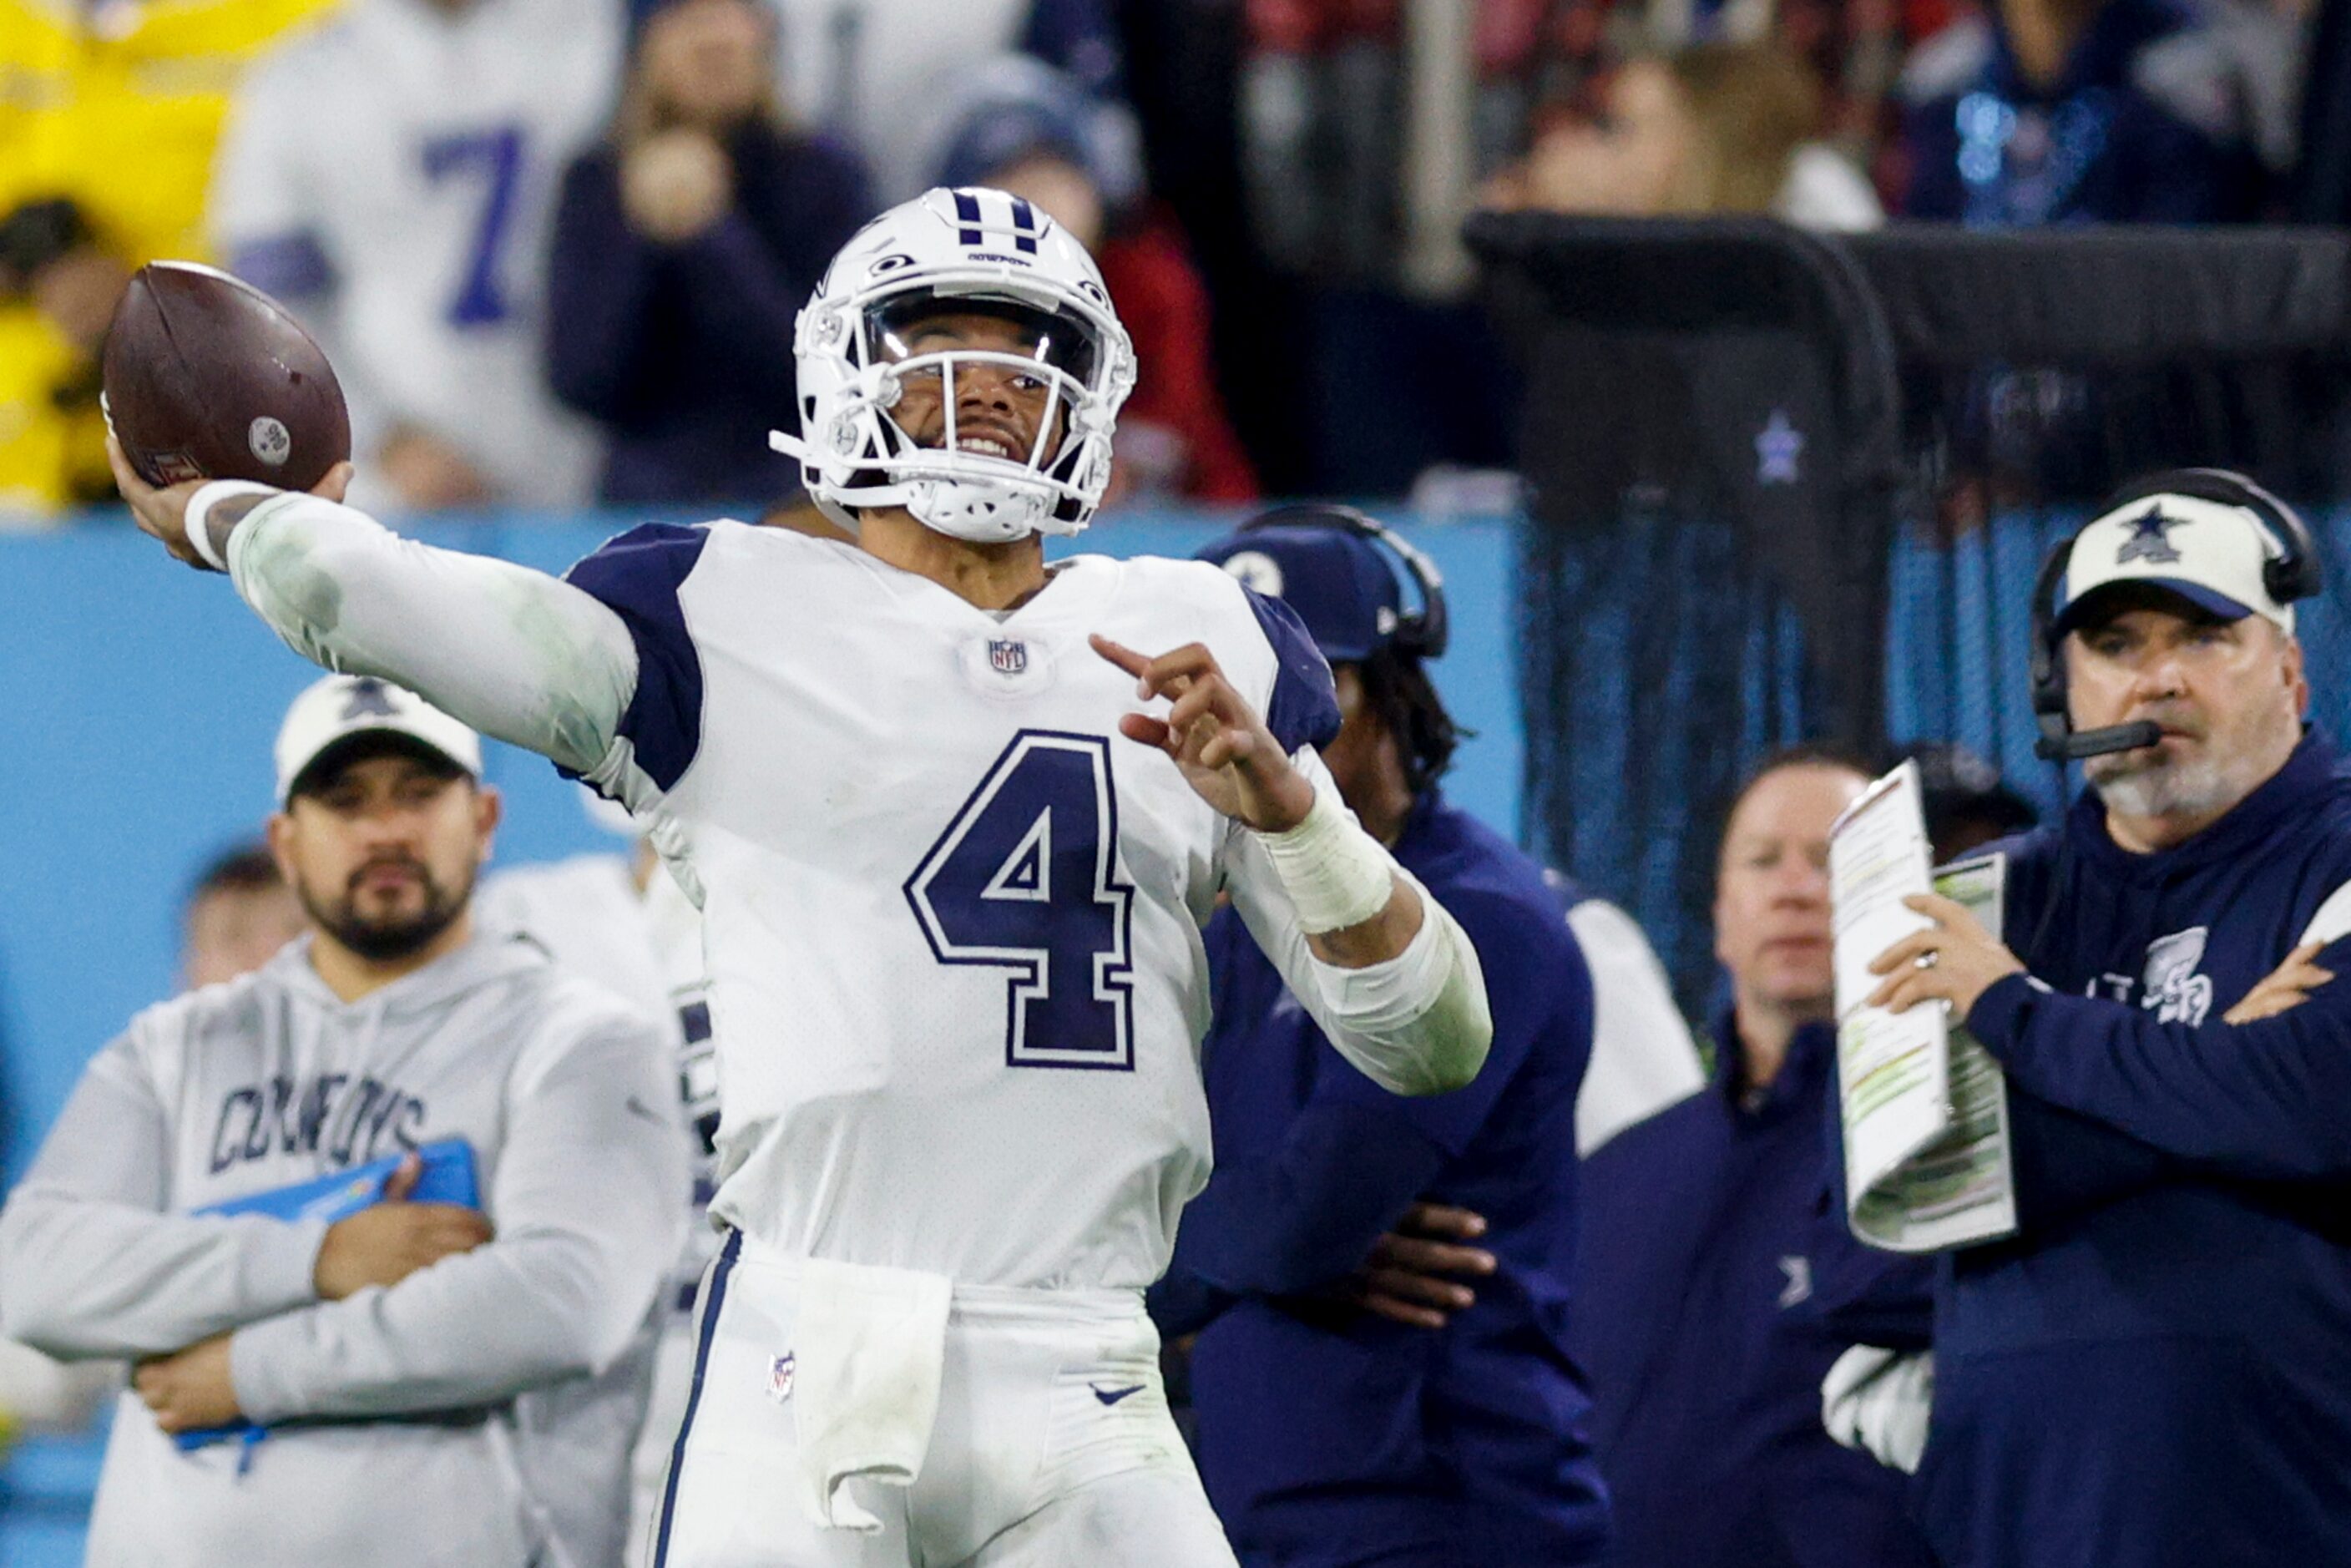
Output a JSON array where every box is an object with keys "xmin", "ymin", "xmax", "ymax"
[{"xmin": 1479, "ymin": 215, "xmax": 2351, "ymax": 1007}]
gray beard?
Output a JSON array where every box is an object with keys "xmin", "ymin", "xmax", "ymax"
[{"xmin": 2084, "ymin": 749, "xmax": 2235, "ymax": 822}]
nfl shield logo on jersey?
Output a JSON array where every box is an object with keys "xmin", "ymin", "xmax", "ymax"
[{"xmin": 988, "ymin": 639, "xmax": 1029, "ymax": 675}]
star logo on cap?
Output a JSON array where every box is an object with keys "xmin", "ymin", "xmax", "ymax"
[
  {"xmin": 338, "ymin": 678, "xmax": 401, "ymax": 721},
  {"xmin": 2116, "ymin": 506, "xmax": 2185, "ymax": 567}
]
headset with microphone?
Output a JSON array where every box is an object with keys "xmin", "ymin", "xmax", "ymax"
[
  {"xmin": 2029, "ymin": 468, "xmax": 2321, "ymax": 762},
  {"xmin": 1237, "ymin": 503, "xmax": 1450, "ymax": 660}
]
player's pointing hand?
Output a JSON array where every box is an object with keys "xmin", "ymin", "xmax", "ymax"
[{"xmin": 1091, "ymin": 634, "xmax": 1317, "ymax": 833}]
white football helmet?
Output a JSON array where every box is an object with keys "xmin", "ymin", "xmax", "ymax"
[{"xmin": 770, "ymin": 187, "xmax": 1137, "ymax": 543}]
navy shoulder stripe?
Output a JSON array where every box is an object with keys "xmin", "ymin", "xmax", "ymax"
[
  {"xmin": 1241, "ymin": 584, "xmax": 1342, "ymax": 754},
  {"xmin": 564, "ymin": 524, "xmax": 710, "ymax": 792}
]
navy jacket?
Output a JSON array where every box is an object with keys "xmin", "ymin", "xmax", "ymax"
[
  {"xmin": 1570, "ymin": 1010, "xmax": 1939, "ymax": 1568},
  {"xmin": 546, "ymin": 124, "xmax": 869, "ymax": 506},
  {"xmin": 1150, "ymin": 796, "xmax": 1610, "ymax": 1567},
  {"xmin": 1923, "ymin": 732, "xmax": 2351, "ymax": 1567}
]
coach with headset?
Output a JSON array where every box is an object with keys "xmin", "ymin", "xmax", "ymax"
[
  {"xmin": 1148, "ymin": 506, "xmax": 1612, "ymax": 1567},
  {"xmin": 1858, "ymin": 469, "xmax": 2351, "ymax": 1567}
]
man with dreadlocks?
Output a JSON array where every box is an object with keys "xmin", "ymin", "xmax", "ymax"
[{"xmin": 1149, "ymin": 508, "xmax": 1613, "ymax": 1567}]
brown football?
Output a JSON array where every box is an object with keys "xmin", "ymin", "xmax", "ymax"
[{"xmin": 101, "ymin": 261, "xmax": 350, "ymax": 491}]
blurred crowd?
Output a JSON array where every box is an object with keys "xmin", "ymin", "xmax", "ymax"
[{"xmin": 1, "ymin": 0, "xmax": 2337, "ymax": 519}]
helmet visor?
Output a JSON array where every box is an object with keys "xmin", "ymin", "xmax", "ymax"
[{"xmin": 865, "ymin": 293, "xmax": 1101, "ymax": 387}]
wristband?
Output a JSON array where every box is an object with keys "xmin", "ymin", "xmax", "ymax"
[
  {"xmin": 1255, "ymin": 785, "xmax": 1395, "ymax": 934},
  {"xmin": 184, "ymin": 480, "xmax": 281, "ymax": 572}
]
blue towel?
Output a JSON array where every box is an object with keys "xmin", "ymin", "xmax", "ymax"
[{"xmin": 174, "ymin": 1141, "xmax": 479, "ymax": 1452}]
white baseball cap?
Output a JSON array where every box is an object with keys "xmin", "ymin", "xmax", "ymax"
[
  {"xmin": 274, "ymin": 675, "xmax": 483, "ymax": 805},
  {"xmin": 2055, "ymin": 492, "xmax": 2296, "ymax": 639}
]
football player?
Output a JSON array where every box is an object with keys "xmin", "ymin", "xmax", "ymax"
[{"xmin": 111, "ymin": 186, "xmax": 1494, "ymax": 1568}]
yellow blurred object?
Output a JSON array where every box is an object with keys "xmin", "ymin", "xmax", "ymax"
[
  {"xmin": 0, "ymin": 0, "xmax": 337, "ymax": 513},
  {"xmin": 0, "ymin": 303, "xmax": 109, "ymax": 520},
  {"xmin": 0, "ymin": 0, "xmax": 344, "ymax": 263}
]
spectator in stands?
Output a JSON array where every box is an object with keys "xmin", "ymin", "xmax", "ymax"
[
  {"xmin": 928, "ymin": 55, "xmax": 1258, "ymax": 504},
  {"xmin": 181, "ymin": 843, "xmax": 308, "ymax": 990},
  {"xmin": 1151, "ymin": 507, "xmax": 1611, "ymax": 1567},
  {"xmin": 547, "ymin": 0, "xmax": 870, "ymax": 507},
  {"xmin": 1903, "ymin": 741, "xmax": 2040, "ymax": 861},
  {"xmin": 0, "ymin": 198, "xmax": 126, "ymax": 515},
  {"xmin": 764, "ymin": 0, "xmax": 1124, "ymax": 204},
  {"xmin": 211, "ymin": 0, "xmax": 622, "ymax": 512},
  {"xmin": 1483, "ymin": 43, "xmax": 1884, "ymax": 230},
  {"xmin": 1898, "ymin": 0, "xmax": 2268, "ymax": 222},
  {"xmin": 1571, "ymin": 747, "xmax": 1939, "ymax": 1568}
]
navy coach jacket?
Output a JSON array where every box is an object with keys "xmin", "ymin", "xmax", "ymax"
[
  {"xmin": 1572, "ymin": 1010, "xmax": 1939, "ymax": 1568},
  {"xmin": 1924, "ymin": 732, "xmax": 2351, "ymax": 1567},
  {"xmin": 1150, "ymin": 794, "xmax": 1611, "ymax": 1567}
]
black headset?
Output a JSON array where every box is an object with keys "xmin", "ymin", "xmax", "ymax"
[
  {"xmin": 2029, "ymin": 468, "xmax": 2323, "ymax": 760},
  {"xmin": 1238, "ymin": 502, "xmax": 1450, "ymax": 660}
]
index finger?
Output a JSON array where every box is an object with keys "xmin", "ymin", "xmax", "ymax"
[
  {"xmin": 1401, "ymin": 1202, "xmax": 1489, "ymax": 1239},
  {"xmin": 1373, "ymin": 1236, "xmax": 1497, "ymax": 1276},
  {"xmin": 105, "ymin": 432, "xmax": 154, "ymax": 503},
  {"xmin": 1088, "ymin": 633, "xmax": 1150, "ymax": 678},
  {"xmin": 1901, "ymin": 892, "xmax": 1974, "ymax": 924},
  {"xmin": 383, "ymin": 1153, "xmax": 422, "ymax": 1201},
  {"xmin": 1867, "ymin": 928, "xmax": 1939, "ymax": 975}
]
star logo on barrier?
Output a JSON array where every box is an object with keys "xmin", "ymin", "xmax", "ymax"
[
  {"xmin": 2117, "ymin": 505, "xmax": 2185, "ymax": 566},
  {"xmin": 1755, "ymin": 411, "xmax": 1804, "ymax": 486}
]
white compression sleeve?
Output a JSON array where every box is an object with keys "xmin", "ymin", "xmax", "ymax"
[
  {"xmin": 225, "ymin": 493, "xmax": 637, "ymax": 775},
  {"xmin": 1299, "ymin": 867, "xmax": 1494, "ymax": 1095},
  {"xmin": 1223, "ymin": 751, "xmax": 1494, "ymax": 1096},
  {"xmin": 1252, "ymin": 785, "xmax": 1397, "ymax": 933}
]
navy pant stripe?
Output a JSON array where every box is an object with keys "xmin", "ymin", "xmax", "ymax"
[{"xmin": 650, "ymin": 1228, "xmax": 743, "ymax": 1568}]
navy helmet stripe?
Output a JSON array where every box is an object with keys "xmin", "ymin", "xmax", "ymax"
[
  {"xmin": 953, "ymin": 190, "xmax": 984, "ymax": 247},
  {"xmin": 1008, "ymin": 195, "xmax": 1040, "ymax": 254}
]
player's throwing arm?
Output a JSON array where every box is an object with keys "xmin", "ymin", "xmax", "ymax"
[{"xmin": 110, "ymin": 438, "xmax": 641, "ymax": 783}]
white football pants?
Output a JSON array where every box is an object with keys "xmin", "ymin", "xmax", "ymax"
[{"xmin": 649, "ymin": 1234, "xmax": 1237, "ymax": 1568}]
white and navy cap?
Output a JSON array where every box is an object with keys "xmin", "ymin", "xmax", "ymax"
[
  {"xmin": 2055, "ymin": 490, "xmax": 2298, "ymax": 639},
  {"xmin": 274, "ymin": 674, "xmax": 483, "ymax": 806}
]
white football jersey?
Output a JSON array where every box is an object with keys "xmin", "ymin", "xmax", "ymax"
[
  {"xmin": 567, "ymin": 521, "xmax": 1346, "ymax": 1291},
  {"xmin": 210, "ymin": 0, "xmax": 614, "ymax": 506}
]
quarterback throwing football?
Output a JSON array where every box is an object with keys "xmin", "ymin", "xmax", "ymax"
[{"xmin": 114, "ymin": 188, "xmax": 1494, "ymax": 1568}]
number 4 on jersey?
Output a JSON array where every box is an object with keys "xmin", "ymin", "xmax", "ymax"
[{"xmin": 906, "ymin": 731, "xmax": 1137, "ymax": 1070}]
